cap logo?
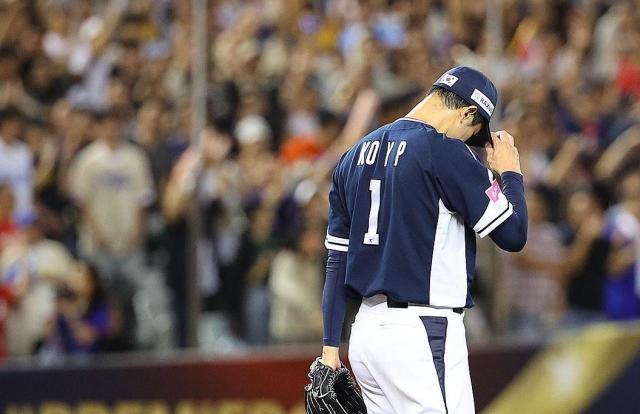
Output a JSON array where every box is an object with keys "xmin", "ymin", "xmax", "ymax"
[
  {"xmin": 437, "ymin": 74, "xmax": 458, "ymax": 87},
  {"xmin": 471, "ymin": 89, "xmax": 494, "ymax": 116}
]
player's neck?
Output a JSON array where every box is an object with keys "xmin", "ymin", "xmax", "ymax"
[{"xmin": 405, "ymin": 96, "xmax": 460, "ymax": 139}]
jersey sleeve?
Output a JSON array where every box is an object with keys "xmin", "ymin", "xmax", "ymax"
[
  {"xmin": 433, "ymin": 138, "xmax": 513, "ymax": 238},
  {"xmin": 323, "ymin": 162, "xmax": 350, "ymax": 347},
  {"xmin": 325, "ymin": 165, "xmax": 351, "ymax": 252}
]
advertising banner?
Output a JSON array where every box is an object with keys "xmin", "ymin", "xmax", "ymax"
[{"xmin": 0, "ymin": 346, "xmax": 537, "ymax": 414}]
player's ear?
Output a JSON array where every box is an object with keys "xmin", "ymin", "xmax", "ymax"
[{"xmin": 460, "ymin": 106, "xmax": 478, "ymax": 126}]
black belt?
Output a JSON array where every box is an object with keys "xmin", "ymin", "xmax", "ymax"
[{"xmin": 387, "ymin": 297, "xmax": 464, "ymax": 314}]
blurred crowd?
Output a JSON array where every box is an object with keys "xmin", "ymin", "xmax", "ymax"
[{"xmin": 0, "ymin": 0, "xmax": 639, "ymax": 360}]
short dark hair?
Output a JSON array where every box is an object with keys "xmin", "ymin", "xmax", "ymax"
[{"xmin": 428, "ymin": 85, "xmax": 484, "ymax": 126}]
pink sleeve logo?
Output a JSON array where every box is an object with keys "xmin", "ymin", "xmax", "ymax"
[{"xmin": 485, "ymin": 180, "xmax": 501, "ymax": 202}]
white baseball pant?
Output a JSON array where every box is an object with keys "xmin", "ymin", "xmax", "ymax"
[{"xmin": 348, "ymin": 295, "xmax": 475, "ymax": 414}]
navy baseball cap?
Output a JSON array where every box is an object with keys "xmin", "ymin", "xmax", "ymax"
[{"xmin": 432, "ymin": 66, "xmax": 498, "ymax": 147}]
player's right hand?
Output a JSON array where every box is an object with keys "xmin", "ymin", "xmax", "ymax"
[
  {"xmin": 485, "ymin": 131, "xmax": 522, "ymax": 174},
  {"xmin": 321, "ymin": 345, "xmax": 341, "ymax": 370}
]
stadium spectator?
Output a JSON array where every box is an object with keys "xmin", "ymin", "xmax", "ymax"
[
  {"xmin": 131, "ymin": 98, "xmax": 180, "ymax": 188},
  {"xmin": 559, "ymin": 188, "xmax": 609, "ymax": 327},
  {"xmin": 235, "ymin": 114, "xmax": 279, "ymax": 200},
  {"xmin": 269, "ymin": 222, "xmax": 325, "ymax": 344},
  {"xmin": 162, "ymin": 125, "xmax": 244, "ymax": 343},
  {"xmin": 3, "ymin": 216, "xmax": 74, "ymax": 356},
  {"xmin": 42, "ymin": 263, "xmax": 113, "ymax": 355},
  {"xmin": 504, "ymin": 190, "xmax": 566, "ymax": 337},
  {"xmin": 68, "ymin": 108, "xmax": 154, "ymax": 288},
  {"xmin": 603, "ymin": 167, "xmax": 640, "ymax": 320},
  {"xmin": 231, "ymin": 202, "xmax": 277, "ymax": 346}
]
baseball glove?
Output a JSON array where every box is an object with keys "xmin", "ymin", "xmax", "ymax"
[{"xmin": 304, "ymin": 357, "xmax": 367, "ymax": 414}]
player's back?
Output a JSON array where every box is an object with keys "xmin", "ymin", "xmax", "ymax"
[{"xmin": 327, "ymin": 118, "xmax": 476, "ymax": 308}]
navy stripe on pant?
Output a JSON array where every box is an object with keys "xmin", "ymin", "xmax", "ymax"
[{"xmin": 421, "ymin": 316, "xmax": 449, "ymax": 413}]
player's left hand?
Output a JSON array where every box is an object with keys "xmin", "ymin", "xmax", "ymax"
[
  {"xmin": 321, "ymin": 345, "xmax": 341, "ymax": 370},
  {"xmin": 304, "ymin": 357, "xmax": 367, "ymax": 414}
]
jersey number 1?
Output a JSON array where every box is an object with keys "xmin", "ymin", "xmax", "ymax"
[{"xmin": 364, "ymin": 179, "xmax": 381, "ymax": 245}]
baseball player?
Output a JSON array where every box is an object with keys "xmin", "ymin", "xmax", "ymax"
[{"xmin": 315, "ymin": 66, "xmax": 528, "ymax": 413}]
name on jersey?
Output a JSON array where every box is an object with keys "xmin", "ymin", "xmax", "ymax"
[{"xmin": 357, "ymin": 140, "xmax": 407, "ymax": 167}]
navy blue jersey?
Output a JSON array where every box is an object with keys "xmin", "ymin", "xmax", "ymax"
[{"xmin": 325, "ymin": 118, "xmax": 515, "ymax": 308}]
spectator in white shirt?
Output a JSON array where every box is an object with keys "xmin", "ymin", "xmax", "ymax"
[{"xmin": 68, "ymin": 108, "xmax": 154, "ymax": 289}]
